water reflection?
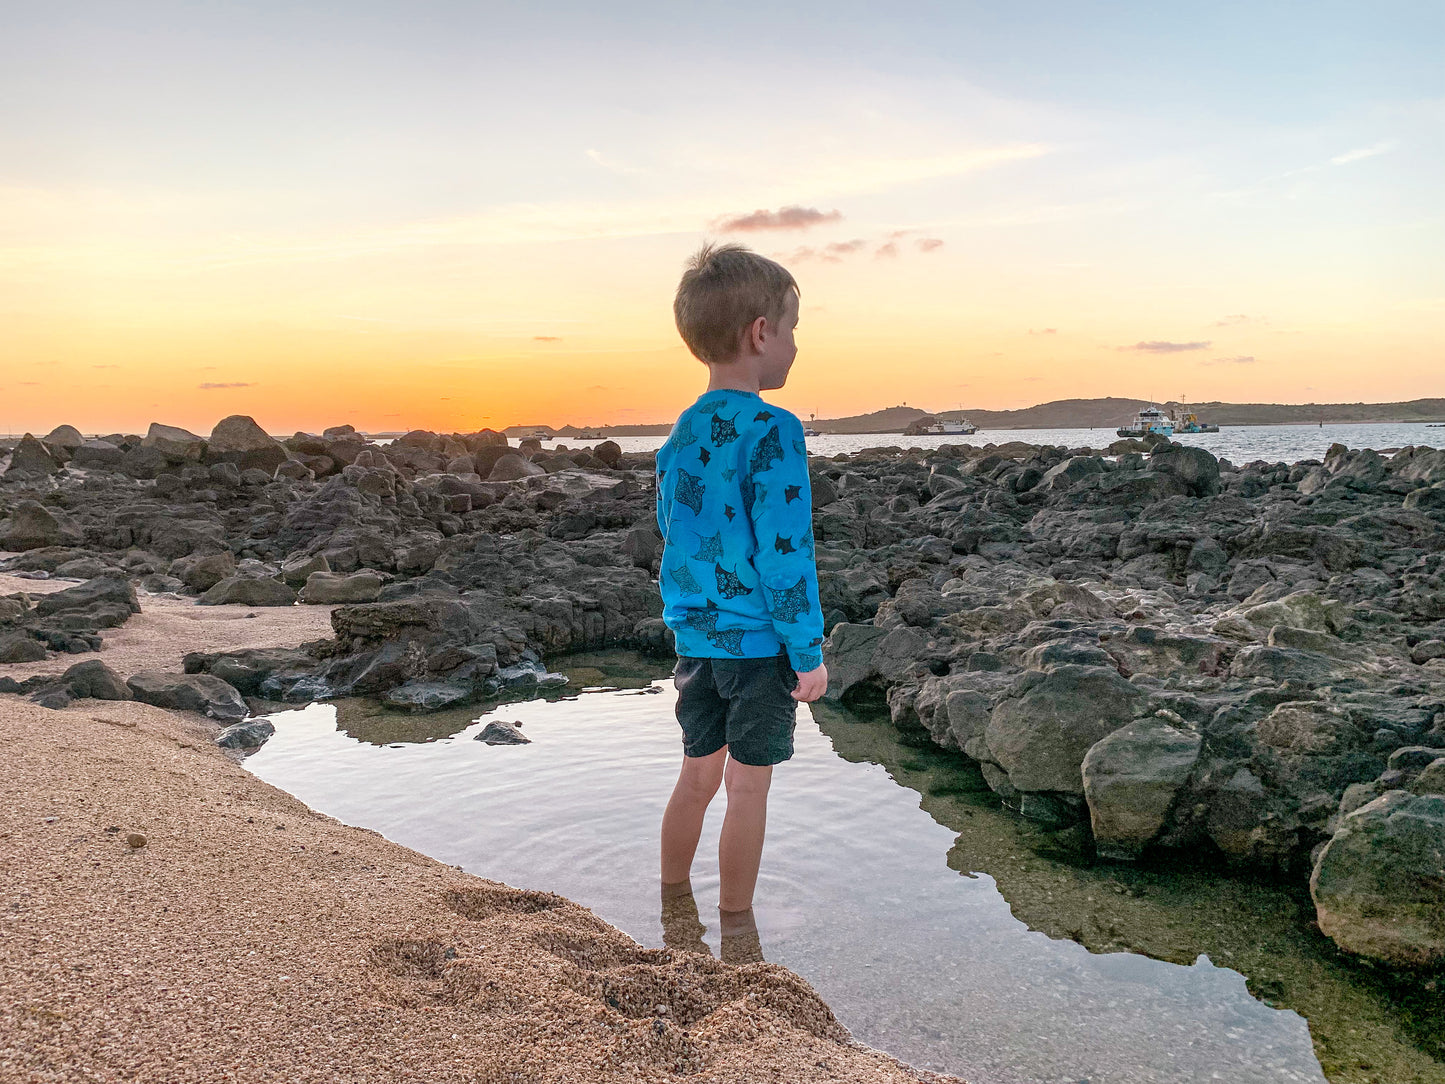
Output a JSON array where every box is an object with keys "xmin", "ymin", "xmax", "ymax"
[{"xmin": 240, "ymin": 653, "xmax": 1440, "ymax": 1083}]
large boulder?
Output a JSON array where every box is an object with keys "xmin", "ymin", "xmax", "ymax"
[
  {"xmin": 299, "ymin": 570, "xmax": 383, "ymax": 604},
  {"xmin": 141, "ymin": 423, "xmax": 206, "ymax": 462},
  {"xmin": 198, "ymin": 576, "xmax": 298, "ymax": 607},
  {"xmin": 207, "ymin": 415, "xmax": 290, "ymax": 474},
  {"xmin": 126, "ymin": 671, "xmax": 249, "ymax": 721},
  {"xmin": 70, "ymin": 439, "xmax": 125, "ymax": 470},
  {"xmin": 0, "ymin": 500, "xmax": 82, "ymax": 551},
  {"xmin": 985, "ymin": 665, "xmax": 1147, "ymax": 793},
  {"xmin": 175, "ymin": 552, "xmax": 238, "ymax": 592},
  {"xmin": 4, "ymin": 434, "xmax": 60, "ymax": 476},
  {"xmin": 58, "ymin": 659, "xmax": 133, "ymax": 700},
  {"xmin": 1082, "ymin": 717, "xmax": 1202, "ymax": 860},
  {"xmin": 487, "ymin": 452, "xmax": 546, "ymax": 481},
  {"xmin": 0, "ymin": 631, "xmax": 47, "ymax": 663},
  {"xmin": 1149, "ymin": 445, "xmax": 1221, "ymax": 497},
  {"xmin": 32, "ymin": 576, "xmax": 140, "ymax": 628},
  {"xmin": 820, "ymin": 622, "xmax": 890, "ymax": 701},
  {"xmin": 42, "ymin": 424, "xmax": 85, "ymax": 454},
  {"xmin": 1310, "ymin": 791, "xmax": 1445, "ymax": 967}
]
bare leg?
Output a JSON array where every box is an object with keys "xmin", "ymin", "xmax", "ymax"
[
  {"xmin": 660, "ymin": 747, "xmax": 726, "ymax": 886},
  {"xmin": 718, "ymin": 757, "xmax": 773, "ymax": 912}
]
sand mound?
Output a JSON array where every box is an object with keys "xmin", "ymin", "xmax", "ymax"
[{"xmin": 0, "ymin": 695, "xmax": 962, "ymax": 1082}]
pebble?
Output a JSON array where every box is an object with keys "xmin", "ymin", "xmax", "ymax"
[{"xmin": 126, "ymin": 832, "xmax": 148, "ymax": 849}]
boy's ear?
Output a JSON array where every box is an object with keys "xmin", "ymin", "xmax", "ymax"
[{"xmin": 746, "ymin": 315, "xmax": 768, "ymax": 355}]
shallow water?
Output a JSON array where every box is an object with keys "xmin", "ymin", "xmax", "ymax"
[
  {"xmin": 526, "ymin": 421, "xmax": 1443, "ymax": 465},
  {"xmin": 243, "ymin": 652, "xmax": 1437, "ymax": 1083}
]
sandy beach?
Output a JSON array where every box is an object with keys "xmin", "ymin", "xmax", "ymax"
[{"xmin": 0, "ymin": 690, "xmax": 961, "ymax": 1083}]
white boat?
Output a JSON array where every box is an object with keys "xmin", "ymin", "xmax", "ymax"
[
  {"xmin": 918, "ymin": 418, "xmax": 978, "ymax": 436},
  {"xmin": 802, "ymin": 426, "xmax": 820, "ymax": 437},
  {"xmin": 1116, "ymin": 407, "xmax": 1174, "ymax": 438}
]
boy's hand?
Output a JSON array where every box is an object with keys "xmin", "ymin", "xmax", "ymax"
[{"xmin": 791, "ymin": 663, "xmax": 828, "ymax": 703}]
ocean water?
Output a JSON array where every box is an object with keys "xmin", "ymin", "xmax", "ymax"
[
  {"xmin": 242, "ymin": 663, "xmax": 1364, "ymax": 1084},
  {"xmin": 531, "ymin": 421, "xmax": 1443, "ymax": 465}
]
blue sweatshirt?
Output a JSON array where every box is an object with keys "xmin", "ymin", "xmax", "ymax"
[{"xmin": 655, "ymin": 389, "xmax": 825, "ymax": 672}]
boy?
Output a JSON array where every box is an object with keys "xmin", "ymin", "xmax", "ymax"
[{"xmin": 655, "ymin": 242, "xmax": 827, "ymax": 933}]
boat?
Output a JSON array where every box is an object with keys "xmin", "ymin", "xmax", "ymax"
[
  {"xmin": 802, "ymin": 426, "xmax": 820, "ymax": 437},
  {"xmin": 1116, "ymin": 406, "xmax": 1175, "ymax": 438},
  {"xmin": 517, "ymin": 428, "xmax": 552, "ymax": 440},
  {"xmin": 1173, "ymin": 411, "xmax": 1219, "ymax": 434},
  {"xmin": 917, "ymin": 418, "xmax": 978, "ymax": 436},
  {"xmin": 574, "ymin": 431, "xmax": 604, "ymax": 440}
]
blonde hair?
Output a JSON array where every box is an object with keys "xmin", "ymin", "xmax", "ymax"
[{"xmin": 673, "ymin": 242, "xmax": 798, "ymax": 365}]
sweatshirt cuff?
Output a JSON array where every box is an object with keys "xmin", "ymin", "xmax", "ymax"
[{"xmin": 787, "ymin": 648, "xmax": 824, "ymax": 673}]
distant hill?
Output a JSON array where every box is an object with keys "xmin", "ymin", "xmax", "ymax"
[{"xmin": 496, "ymin": 396, "xmax": 1445, "ymax": 438}]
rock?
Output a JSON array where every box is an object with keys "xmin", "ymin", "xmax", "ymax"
[
  {"xmin": 620, "ymin": 526, "xmax": 663, "ymax": 570},
  {"xmin": 207, "ymin": 415, "xmax": 290, "ymax": 474},
  {"xmin": 141, "ymin": 423, "xmax": 206, "ymax": 462},
  {"xmin": 820, "ymin": 622, "xmax": 891, "ymax": 701},
  {"xmin": 0, "ymin": 631, "xmax": 47, "ymax": 662},
  {"xmin": 593, "ymin": 440, "xmax": 622, "ymax": 468},
  {"xmin": 70, "ymin": 439, "xmax": 125, "ymax": 470},
  {"xmin": 1149, "ymin": 445, "xmax": 1221, "ymax": 497},
  {"xmin": 487, "ymin": 453, "xmax": 546, "ymax": 481},
  {"xmin": 32, "ymin": 576, "xmax": 140, "ymax": 628},
  {"xmin": 4, "ymin": 434, "xmax": 60, "ymax": 476},
  {"xmin": 383, "ymin": 681, "xmax": 474, "ymax": 712},
  {"xmin": 1411, "ymin": 759, "xmax": 1445, "ymax": 795},
  {"xmin": 1310, "ymin": 791, "xmax": 1445, "ymax": 967},
  {"xmin": 281, "ymin": 552, "xmax": 330, "ymax": 588},
  {"xmin": 1410, "ymin": 639, "xmax": 1445, "ymax": 665},
  {"xmin": 125, "ymin": 832, "xmax": 147, "ymax": 849},
  {"xmin": 216, "ymin": 719, "xmax": 276, "ymax": 750},
  {"xmin": 126, "ymin": 671, "xmax": 249, "ymax": 721},
  {"xmin": 198, "ymin": 576, "xmax": 297, "ymax": 607},
  {"xmin": 43, "ymin": 424, "xmax": 85, "ymax": 453},
  {"xmin": 177, "ymin": 552, "xmax": 237, "ymax": 592},
  {"xmin": 1082, "ymin": 717, "xmax": 1202, "ymax": 860},
  {"xmin": 1238, "ymin": 591, "xmax": 1349, "ymax": 635},
  {"xmin": 58, "ymin": 660, "xmax": 133, "ymax": 700},
  {"xmin": 300, "ymin": 571, "xmax": 384, "ymax": 604},
  {"xmin": 1038, "ymin": 455, "xmax": 1104, "ymax": 492},
  {"xmin": 985, "ymin": 665, "xmax": 1147, "ymax": 794},
  {"xmin": 0, "ymin": 500, "xmax": 82, "ymax": 551},
  {"xmin": 475, "ymin": 720, "xmax": 530, "ymax": 745}
]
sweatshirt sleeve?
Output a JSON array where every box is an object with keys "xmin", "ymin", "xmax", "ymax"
[{"xmin": 744, "ymin": 413, "xmax": 825, "ymax": 672}]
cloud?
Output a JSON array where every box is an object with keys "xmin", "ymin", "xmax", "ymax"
[
  {"xmin": 586, "ymin": 384, "xmax": 607, "ymax": 392},
  {"xmin": 1331, "ymin": 141, "xmax": 1397, "ymax": 166},
  {"xmin": 198, "ymin": 382, "xmax": 254, "ymax": 389},
  {"xmin": 1201, "ymin": 355, "xmax": 1256, "ymax": 366},
  {"xmin": 585, "ymin": 148, "xmax": 646, "ymax": 176},
  {"xmin": 92, "ymin": 364, "xmax": 120, "ymax": 369},
  {"xmin": 713, "ymin": 206, "xmax": 843, "ymax": 232},
  {"xmin": 1028, "ymin": 328, "xmax": 1057, "ymax": 335},
  {"xmin": 914, "ymin": 238, "xmax": 944, "ymax": 253},
  {"xmin": 1213, "ymin": 314, "xmax": 1257, "ymax": 327},
  {"xmin": 874, "ymin": 242, "xmax": 899, "ymax": 259},
  {"xmin": 533, "ymin": 335, "xmax": 561, "ymax": 342},
  {"xmin": 1122, "ymin": 340, "xmax": 1212, "ymax": 353}
]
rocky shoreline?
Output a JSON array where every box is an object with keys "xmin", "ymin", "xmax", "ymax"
[{"xmin": 3, "ymin": 415, "xmax": 1444, "ymax": 980}]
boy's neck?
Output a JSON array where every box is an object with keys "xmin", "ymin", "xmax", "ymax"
[{"xmin": 705, "ymin": 359, "xmax": 762, "ymax": 394}]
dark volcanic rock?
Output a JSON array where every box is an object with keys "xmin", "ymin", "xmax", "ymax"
[
  {"xmin": 126, "ymin": 671, "xmax": 249, "ymax": 721},
  {"xmin": 4, "ymin": 434, "xmax": 60, "ymax": 477},
  {"xmin": 198, "ymin": 576, "xmax": 298, "ymax": 607},
  {"xmin": 206, "ymin": 415, "xmax": 290, "ymax": 474},
  {"xmin": 1, "ymin": 501, "xmax": 82, "ymax": 551}
]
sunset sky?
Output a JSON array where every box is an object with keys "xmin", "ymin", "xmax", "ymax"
[{"xmin": 3, "ymin": 2, "xmax": 1441, "ymax": 435}]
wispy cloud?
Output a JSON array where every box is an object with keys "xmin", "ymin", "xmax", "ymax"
[
  {"xmin": 1028, "ymin": 327, "xmax": 1057, "ymax": 335},
  {"xmin": 585, "ymin": 148, "xmax": 646, "ymax": 176},
  {"xmin": 874, "ymin": 241, "xmax": 899, "ymax": 259},
  {"xmin": 714, "ymin": 206, "xmax": 843, "ymax": 232},
  {"xmin": 533, "ymin": 335, "xmax": 561, "ymax": 342},
  {"xmin": 1212, "ymin": 313, "xmax": 1263, "ymax": 327},
  {"xmin": 198, "ymin": 382, "xmax": 254, "ymax": 389},
  {"xmin": 786, "ymin": 239, "xmax": 869, "ymax": 263},
  {"xmin": 1122, "ymin": 340, "xmax": 1211, "ymax": 353},
  {"xmin": 915, "ymin": 238, "xmax": 944, "ymax": 252},
  {"xmin": 1331, "ymin": 140, "xmax": 1397, "ymax": 166},
  {"xmin": 1201, "ymin": 355, "xmax": 1256, "ymax": 366}
]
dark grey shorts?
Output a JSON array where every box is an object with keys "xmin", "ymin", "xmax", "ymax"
[{"xmin": 672, "ymin": 654, "xmax": 800, "ymax": 766}]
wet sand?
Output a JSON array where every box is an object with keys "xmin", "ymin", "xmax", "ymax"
[
  {"xmin": 0, "ymin": 694, "xmax": 960, "ymax": 1082},
  {"xmin": 0, "ymin": 572, "xmax": 337, "ymax": 682}
]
